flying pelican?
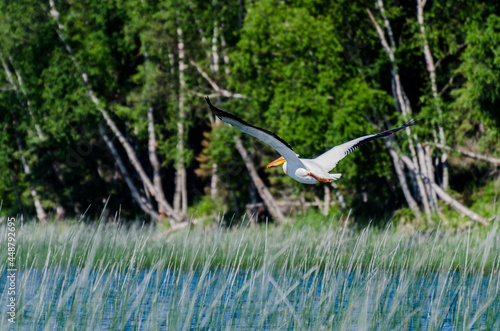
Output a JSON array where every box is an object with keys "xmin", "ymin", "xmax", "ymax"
[{"xmin": 205, "ymin": 97, "xmax": 416, "ymax": 184}]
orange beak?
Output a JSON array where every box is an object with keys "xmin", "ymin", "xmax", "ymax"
[{"xmin": 266, "ymin": 156, "xmax": 286, "ymax": 168}]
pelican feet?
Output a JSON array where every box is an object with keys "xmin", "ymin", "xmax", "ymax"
[{"xmin": 307, "ymin": 173, "xmax": 332, "ymax": 183}]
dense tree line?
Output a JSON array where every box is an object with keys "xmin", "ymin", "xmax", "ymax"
[{"xmin": 1, "ymin": 0, "xmax": 499, "ymax": 226}]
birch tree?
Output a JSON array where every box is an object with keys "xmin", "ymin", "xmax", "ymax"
[
  {"xmin": 416, "ymin": 0, "xmax": 449, "ymax": 190},
  {"xmin": 173, "ymin": 27, "xmax": 188, "ymax": 214},
  {"xmin": 1, "ymin": 54, "xmax": 47, "ymax": 222}
]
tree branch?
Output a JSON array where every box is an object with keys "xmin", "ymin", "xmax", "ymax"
[
  {"xmin": 435, "ymin": 43, "xmax": 467, "ymax": 69},
  {"xmin": 234, "ymin": 136, "xmax": 286, "ymax": 223},
  {"xmin": 366, "ymin": 9, "xmax": 393, "ymax": 61},
  {"xmin": 99, "ymin": 124, "xmax": 160, "ymax": 220},
  {"xmin": 189, "ymin": 58, "xmax": 246, "ymax": 99},
  {"xmin": 399, "ymin": 155, "xmax": 488, "ymax": 225},
  {"xmin": 435, "ymin": 144, "xmax": 500, "ymax": 165}
]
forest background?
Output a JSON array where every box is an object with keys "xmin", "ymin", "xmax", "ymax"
[{"xmin": 1, "ymin": 0, "xmax": 499, "ymax": 228}]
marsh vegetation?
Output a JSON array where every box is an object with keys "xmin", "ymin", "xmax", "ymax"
[{"xmin": 1, "ymin": 217, "xmax": 499, "ymax": 329}]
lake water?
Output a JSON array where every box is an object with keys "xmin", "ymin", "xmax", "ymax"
[{"xmin": 1, "ymin": 267, "xmax": 498, "ymax": 330}]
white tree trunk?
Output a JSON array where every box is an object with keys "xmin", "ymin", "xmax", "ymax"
[
  {"xmin": 209, "ymin": 22, "xmax": 222, "ymax": 202},
  {"xmin": 211, "ymin": 20, "xmax": 219, "ymax": 74},
  {"xmin": 9, "ymin": 173, "xmax": 25, "ymax": 221},
  {"xmin": 8, "ymin": 57, "xmax": 45, "ymax": 139},
  {"xmin": 417, "ymin": 140, "xmax": 436, "ymax": 211},
  {"xmin": 16, "ymin": 134, "xmax": 47, "ymax": 223},
  {"xmin": 220, "ymin": 31, "xmax": 231, "ymax": 76},
  {"xmin": 331, "ymin": 183, "xmax": 347, "ymax": 209},
  {"xmin": 416, "ymin": 0, "xmax": 448, "ymax": 190},
  {"xmin": 174, "ymin": 27, "xmax": 188, "ymax": 214},
  {"xmin": 210, "ymin": 163, "xmax": 219, "ymax": 201},
  {"xmin": 147, "ymin": 106, "xmax": 168, "ymax": 216},
  {"xmin": 323, "ymin": 184, "xmax": 331, "ymax": 216},
  {"xmin": 388, "ymin": 148, "xmax": 421, "ymax": 217},
  {"xmin": 424, "ymin": 143, "xmax": 438, "ymax": 206},
  {"xmin": 406, "ymin": 149, "xmax": 432, "ymax": 220}
]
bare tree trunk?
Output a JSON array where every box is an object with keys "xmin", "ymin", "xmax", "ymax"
[
  {"xmin": 323, "ymin": 184, "xmax": 331, "ymax": 216},
  {"xmin": 388, "ymin": 148, "xmax": 421, "ymax": 217},
  {"xmin": 417, "ymin": 140, "xmax": 437, "ymax": 211},
  {"xmin": 210, "ymin": 163, "xmax": 219, "ymax": 201},
  {"xmin": 16, "ymin": 134, "xmax": 47, "ymax": 223},
  {"xmin": 206, "ymin": 23, "xmax": 235, "ymax": 202},
  {"xmin": 174, "ymin": 27, "xmax": 188, "ymax": 214},
  {"xmin": 405, "ymin": 148, "xmax": 432, "ymax": 220},
  {"xmin": 47, "ymin": 1, "xmax": 186, "ymax": 224},
  {"xmin": 147, "ymin": 106, "xmax": 168, "ymax": 217},
  {"xmin": 431, "ymin": 183, "xmax": 488, "ymax": 225},
  {"xmin": 424, "ymin": 143, "xmax": 438, "ymax": 206},
  {"xmin": 100, "ymin": 125, "xmax": 159, "ymax": 220},
  {"xmin": 220, "ymin": 30, "xmax": 231, "ymax": 77},
  {"xmin": 383, "ymin": 129, "xmax": 420, "ymax": 216},
  {"xmin": 436, "ymin": 144, "xmax": 500, "ymax": 165},
  {"xmin": 209, "ymin": 21, "xmax": 221, "ymax": 202},
  {"xmin": 142, "ymin": 52, "xmax": 167, "ymax": 217},
  {"xmin": 11, "ymin": 70, "xmax": 43, "ymax": 140},
  {"xmin": 234, "ymin": 137, "xmax": 286, "ymax": 224},
  {"xmin": 399, "ymin": 155, "xmax": 488, "ymax": 225},
  {"xmin": 211, "ymin": 19, "xmax": 219, "ymax": 74},
  {"xmin": 416, "ymin": 0, "xmax": 449, "ymax": 190},
  {"xmin": 438, "ymin": 128, "xmax": 449, "ymax": 189},
  {"xmin": 30, "ymin": 190, "xmax": 47, "ymax": 223},
  {"xmin": 331, "ymin": 183, "xmax": 347, "ymax": 209}
]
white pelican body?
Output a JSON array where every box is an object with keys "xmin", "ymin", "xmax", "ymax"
[
  {"xmin": 205, "ymin": 97, "xmax": 416, "ymax": 184},
  {"xmin": 282, "ymin": 158, "xmax": 342, "ymax": 184}
]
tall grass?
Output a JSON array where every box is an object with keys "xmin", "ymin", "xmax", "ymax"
[{"xmin": 1, "ymin": 217, "xmax": 499, "ymax": 330}]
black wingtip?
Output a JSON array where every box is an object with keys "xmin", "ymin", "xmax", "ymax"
[
  {"xmin": 404, "ymin": 117, "xmax": 421, "ymax": 127},
  {"xmin": 205, "ymin": 96, "xmax": 213, "ymax": 107},
  {"xmin": 205, "ymin": 96, "xmax": 224, "ymax": 118},
  {"xmin": 203, "ymin": 96, "xmax": 296, "ymax": 151}
]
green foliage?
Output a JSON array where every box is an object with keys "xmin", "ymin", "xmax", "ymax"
[{"xmin": 451, "ymin": 14, "xmax": 500, "ymax": 150}]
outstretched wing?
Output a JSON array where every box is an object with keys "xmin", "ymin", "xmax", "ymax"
[
  {"xmin": 205, "ymin": 97, "xmax": 303, "ymax": 166},
  {"xmin": 314, "ymin": 120, "xmax": 418, "ymax": 172}
]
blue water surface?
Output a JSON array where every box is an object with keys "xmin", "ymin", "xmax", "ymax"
[{"xmin": 0, "ymin": 267, "xmax": 498, "ymax": 330}]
